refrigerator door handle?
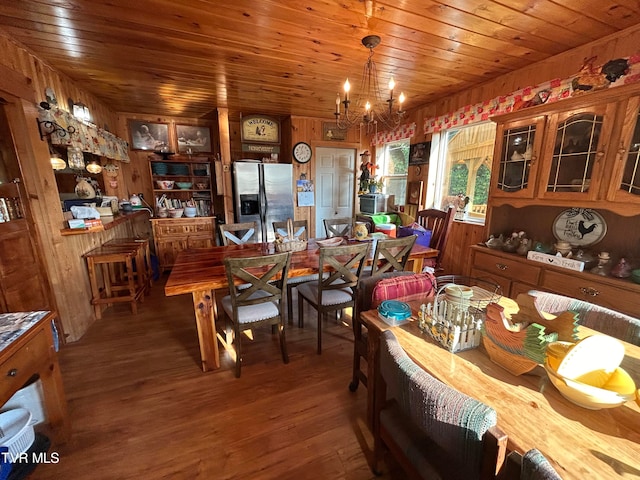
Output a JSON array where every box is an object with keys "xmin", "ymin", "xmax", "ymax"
[{"xmin": 258, "ymin": 165, "xmax": 268, "ymax": 241}]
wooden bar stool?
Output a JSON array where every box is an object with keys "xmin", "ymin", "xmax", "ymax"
[
  {"xmin": 103, "ymin": 237, "xmax": 153, "ymax": 293},
  {"xmin": 83, "ymin": 244, "xmax": 146, "ymax": 319}
]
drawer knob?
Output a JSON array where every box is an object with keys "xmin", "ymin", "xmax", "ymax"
[
  {"xmin": 7, "ymin": 368, "xmax": 17, "ymax": 377},
  {"xmin": 496, "ymin": 263, "xmax": 508, "ymax": 271},
  {"xmin": 579, "ymin": 286, "xmax": 599, "ymax": 297}
]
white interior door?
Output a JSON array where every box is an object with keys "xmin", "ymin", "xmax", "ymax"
[{"xmin": 315, "ymin": 147, "xmax": 355, "ymax": 237}]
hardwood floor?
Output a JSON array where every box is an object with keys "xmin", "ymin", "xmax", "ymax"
[{"xmin": 32, "ymin": 278, "xmax": 403, "ymax": 479}]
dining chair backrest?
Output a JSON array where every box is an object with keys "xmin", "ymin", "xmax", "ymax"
[
  {"xmin": 273, "ymin": 219, "xmax": 308, "ymax": 241},
  {"xmin": 370, "ymin": 234, "xmax": 417, "ymax": 276},
  {"xmin": 224, "ymin": 252, "xmax": 291, "ymax": 311},
  {"xmin": 323, "ymin": 217, "xmax": 354, "ymax": 238},
  {"xmin": 375, "ymin": 329, "xmax": 508, "ymax": 480},
  {"xmin": 222, "ymin": 251, "xmax": 292, "ymax": 377},
  {"xmin": 349, "ymin": 271, "xmax": 436, "ymax": 392},
  {"xmin": 415, "ymin": 207, "xmax": 456, "ymax": 270},
  {"xmin": 503, "ymin": 449, "xmax": 563, "ymax": 480},
  {"xmin": 317, "ymin": 242, "xmax": 370, "ymax": 299},
  {"xmin": 521, "ymin": 449, "xmax": 563, "ymax": 480},
  {"xmin": 219, "ymin": 221, "xmax": 258, "ymax": 246},
  {"xmin": 529, "ymin": 290, "xmax": 640, "ymax": 346}
]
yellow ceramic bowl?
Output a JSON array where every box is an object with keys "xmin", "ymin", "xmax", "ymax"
[
  {"xmin": 545, "ymin": 341, "xmax": 575, "ymax": 371},
  {"xmin": 544, "ymin": 362, "xmax": 635, "ymax": 410},
  {"xmin": 556, "ymin": 335, "xmax": 625, "ymax": 383}
]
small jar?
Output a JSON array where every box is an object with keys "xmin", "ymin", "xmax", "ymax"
[{"xmin": 354, "ymin": 222, "xmax": 368, "ymax": 241}]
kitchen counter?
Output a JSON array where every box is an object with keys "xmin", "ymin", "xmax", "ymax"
[{"xmin": 60, "ymin": 209, "xmax": 151, "ymax": 236}]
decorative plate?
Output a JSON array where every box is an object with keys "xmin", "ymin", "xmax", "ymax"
[{"xmin": 552, "ymin": 208, "xmax": 607, "ymax": 247}]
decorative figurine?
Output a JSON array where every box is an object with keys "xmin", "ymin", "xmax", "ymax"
[
  {"xmin": 590, "ymin": 251, "xmax": 611, "ymax": 276},
  {"xmin": 611, "ymin": 257, "xmax": 632, "ymax": 278}
]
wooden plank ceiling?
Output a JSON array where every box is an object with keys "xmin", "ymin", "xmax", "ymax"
[{"xmin": 1, "ymin": 0, "xmax": 639, "ymax": 121}]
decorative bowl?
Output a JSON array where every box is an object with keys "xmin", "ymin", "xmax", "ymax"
[
  {"xmin": 544, "ymin": 362, "xmax": 634, "ymax": 409},
  {"xmin": 175, "ymin": 182, "xmax": 193, "ymax": 190},
  {"xmin": 556, "ymin": 335, "xmax": 625, "ymax": 382},
  {"xmin": 184, "ymin": 206, "xmax": 197, "ymax": 218},
  {"xmin": 168, "ymin": 208, "xmax": 184, "ymax": 218},
  {"xmin": 316, "ymin": 237, "xmax": 344, "ymax": 247},
  {"xmin": 155, "ymin": 180, "xmax": 175, "ymax": 190},
  {"xmin": 631, "ymin": 269, "xmax": 640, "ymax": 284}
]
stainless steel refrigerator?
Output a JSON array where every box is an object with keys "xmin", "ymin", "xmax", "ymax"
[{"xmin": 232, "ymin": 161, "xmax": 294, "ymax": 242}]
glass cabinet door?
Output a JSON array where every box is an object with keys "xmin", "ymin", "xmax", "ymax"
[
  {"xmin": 608, "ymin": 96, "xmax": 640, "ymax": 204},
  {"xmin": 540, "ymin": 103, "xmax": 615, "ymax": 200},
  {"xmin": 490, "ymin": 116, "xmax": 545, "ymax": 198}
]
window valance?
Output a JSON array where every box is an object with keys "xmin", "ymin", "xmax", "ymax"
[
  {"xmin": 38, "ymin": 106, "xmax": 130, "ymax": 162},
  {"xmin": 372, "ymin": 122, "xmax": 416, "ymax": 146},
  {"xmin": 423, "ymin": 53, "xmax": 640, "ymax": 135}
]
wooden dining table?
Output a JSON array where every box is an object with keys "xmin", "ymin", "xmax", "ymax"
[
  {"xmin": 361, "ymin": 302, "xmax": 640, "ymax": 480},
  {"xmin": 164, "ymin": 238, "xmax": 438, "ymax": 372}
]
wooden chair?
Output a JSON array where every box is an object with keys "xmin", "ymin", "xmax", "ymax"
[
  {"xmin": 528, "ymin": 290, "xmax": 640, "ymax": 346},
  {"xmin": 374, "ymin": 329, "xmax": 508, "ymax": 480},
  {"xmin": 272, "ymin": 219, "xmax": 316, "ymax": 324},
  {"xmin": 350, "ymin": 271, "xmax": 436, "ymax": 392},
  {"xmin": 362, "ymin": 234, "xmax": 417, "ymax": 278},
  {"xmin": 415, "ymin": 207, "xmax": 456, "ymax": 271},
  {"xmin": 323, "ymin": 217, "xmax": 354, "ymax": 238},
  {"xmin": 272, "ymin": 219, "xmax": 308, "ymax": 241},
  {"xmin": 221, "ymin": 251, "xmax": 292, "ymax": 377},
  {"xmin": 219, "ymin": 221, "xmax": 258, "ymax": 246},
  {"xmin": 297, "ymin": 242, "xmax": 370, "ymax": 354}
]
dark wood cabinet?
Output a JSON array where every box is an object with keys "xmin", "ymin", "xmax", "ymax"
[{"xmin": 0, "ymin": 105, "xmax": 56, "ymax": 315}]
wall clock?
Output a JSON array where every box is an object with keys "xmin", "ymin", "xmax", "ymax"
[
  {"xmin": 293, "ymin": 142, "xmax": 312, "ymax": 163},
  {"xmin": 241, "ymin": 115, "xmax": 280, "ymax": 144}
]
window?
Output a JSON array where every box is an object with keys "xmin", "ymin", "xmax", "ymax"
[
  {"xmin": 430, "ymin": 122, "xmax": 496, "ymax": 223},
  {"xmin": 375, "ymin": 139, "xmax": 409, "ymax": 206}
]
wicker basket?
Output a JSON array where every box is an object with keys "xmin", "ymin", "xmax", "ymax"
[{"xmin": 274, "ymin": 219, "xmax": 308, "ymax": 253}]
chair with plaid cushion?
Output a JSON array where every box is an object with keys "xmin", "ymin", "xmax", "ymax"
[
  {"xmin": 349, "ymin": 272, "xmax": 436, "ymax": 392},
  {"xmin": 373, "ymin": 329, "xmax": 508, "ymax": 479}
]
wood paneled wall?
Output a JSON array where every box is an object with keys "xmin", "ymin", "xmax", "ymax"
[
  {"xmin": 115, "ymin": 112, "xmax": 218, "ymax": 209},
  {"xmin": 402, "ymin": 26, "xmax": 640, "ymax": 275},
  {"xmin": 1, "ymin": 25, "xmax": 640, "ymax": 340}
]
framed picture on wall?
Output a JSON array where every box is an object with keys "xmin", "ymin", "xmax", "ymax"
[
  {"xmin": 322, "ymin": 122, "xmax": 347, "ymax": 141},
  {"xmin": 407, "ymin": 181, "xmax": 424, "ymax": 205},
  {"xmin": 176, "ymin": 124, "xmax": 212, "ymax": 153},
  {"xmin": 409, "ymin": 141, "xmax": 431, "ymax": 165},
  {"xmin": 128, "ymin": 120, "xmax": 169, "ymax": 151}
]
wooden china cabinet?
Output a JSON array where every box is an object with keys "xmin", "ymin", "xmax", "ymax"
[
  {"xmin": 473, "ymin": 82, "xmax": 640, "ymax": 317},
  {"xmin": 148, "ymin": 154, "xmax": 217, "ymax": 272}
]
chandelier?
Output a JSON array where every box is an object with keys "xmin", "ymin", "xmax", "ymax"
[{"xmin": 334, "ymin": 35, "xmax": 406, "ymax": 132}]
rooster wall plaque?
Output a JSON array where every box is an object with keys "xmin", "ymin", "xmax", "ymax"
[{"xmin": 552, "ymin": 208, "xmax": 607, "ymax": 247}]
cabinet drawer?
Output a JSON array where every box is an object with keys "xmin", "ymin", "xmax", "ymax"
[
  {"xmin": 541, "ymin": 270, "xmax": 639, "ymax": 317},
  {"xmin": 473, "ymin": 251, "xmax": 541, "ymax": 285},
  {"xmin": 0, "ymin": 328, "xmax": 49, "ymax": 396},
  {"xmin": 469, "ymin": 268, "xmax": 512, "ymax": 298},
  {"xmin": 156, "ymin": 224, "xmax": 213, "ymax": 237}
]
